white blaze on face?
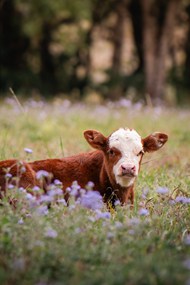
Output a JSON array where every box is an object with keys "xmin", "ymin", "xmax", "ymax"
[{"xmin": 109, "ymin": 128, "xmax": 143, "ymax": 187}]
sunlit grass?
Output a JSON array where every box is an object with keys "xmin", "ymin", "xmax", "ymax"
[{"xmin": 0, "ymin": 97, "xmax": 190, "ymax": 285}]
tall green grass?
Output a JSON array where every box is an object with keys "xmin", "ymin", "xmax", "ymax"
[{"xmin": 0, "ymin": 98, "xmax": 190, "ymax": 285}]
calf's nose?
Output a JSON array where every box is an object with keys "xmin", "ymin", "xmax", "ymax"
[{"xmin": 121, "ymin": 164, "xmax": 136, "ymax": 176}]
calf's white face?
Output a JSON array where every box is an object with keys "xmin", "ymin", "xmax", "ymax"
[
  {"xmin": 109, "ymin": 128, "xmax": 143, "ymax": 187},
  {"xmin": 84, "ymin": 128, "xmax": 168, "ymax": 188}
]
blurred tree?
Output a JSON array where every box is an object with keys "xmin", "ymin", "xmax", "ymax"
[
  {"xmin": 141, "ymin": 0, "xmax": 180, "ymax": 103},
  {"xmin": 0, "ymin": 0, "xmax": 30, "ymax": 90},
  {"xmin": 184, "ymin": 3, "xmax": 190, "ymax": 85}
]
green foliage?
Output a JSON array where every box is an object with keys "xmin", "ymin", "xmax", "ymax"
[{"xmin": 0, "ymin": 99, "xmax": 190, "ymax": 284}]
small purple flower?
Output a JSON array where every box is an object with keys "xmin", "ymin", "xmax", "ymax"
[
  {"xmin": 13, "ymin": 258, "xmax": 25, "ymax": 270},
  {"xmin": 80, "ymin": 190, "xmax": 103, "ymax": 210},
  {"xmin": 114, "ymin": 200, "xmax": 121, "ymax": 206},
  {"xmin": 36, "ymin": 170, "xmax": 49, "ymax": 180},
  {"xmin": 156, "ymin": 186, "xmax": 169, "ymax": 195},
  {"xmin": 142, "ymin": 188, "xmax": 149, "ymax": 199},
  {"xmin": 128, "ymin": 229, "xmax": 135, "ymax": 235},
  {"xmin": 70, "ymin": 181, "xmax": 81, "ymax": 196},
  {"xmin": 37, "ymin": 205, "xmax": 49, "ymax": 216},
  {"xmin": 57, "ymin": 198, "xmax": 67, "ymax": 206},
  {"xmin": 183, "ymin": 258, "xmax": 190, "ymax": 270},
  {"xmin": 45, "ymin": 228, "xmax": 58, "ymax": 238},
  {"xmin": 75, "ymin": 228, "xmax": 82, "ymax": 234},
  {"xmin": 8, "ymin": 184, "xmax": 14, "ymax": 189},
  {"xmin": 48, "ymin": 188, "xmax": 63, "ymax": 197},
  {"xmin": 18, "ymin": 218, "xmax": 24, "ymax": 225},
  {"xmin": 20, "ymin": 166, "xmax": 26, "ymax": 173},
  {"xmin": 139, "ymin": 208, "xmax": 149, "ymax": 216},
  {"xmin": 86, "ymin": 181, "xmax": 94, "ymax": 189},
  {"xmin": 128, "ymin": 217, "xmax": 140, "ymax": 226},
  {"xmin": 69, "ymin": 205, "xmax": 76, "ymax": 211},
  {"xmin": 32, "ymin": 186, "xmax": 40, "ymax": 192},
  {"xmin": 26, "ymin": 193, "xmax": 35, "ymax": 201},
  {"xmin": 107, "ymin": 232, "xmax": 115, "ymax": 239},
  {"xmin": 54, "ymin": 188, "xmax": 63, "ymax": 196},
  {"xmin": 18, "ymin": 187, "xmax": 26, "ymax": 193},
  {"xmin": 39, "ymin": 194, "xmax": 53, "ymax": 203},
  {"xmin": 175, "ymin": 196, "xmax": 190, "ymax": 204},
  {"xmin": 114, "ymin": 221, "xmax": 123, "ymax": 229},
  {"xmin": 96, "ymin": 210, "xmax": 111, "ymax": 220},
  {"xmin": 184, "ymin": 235, "xmax": 190, "ymax": 245},
  {"xmin": 54, "ymin": 179, "xmax": 62, "ymax": 186},
  {"xmin": 24, "ymin": 148, "xmax": 33, "ymax": 154},
  {"xmin": 5, "ymin": 173, "xmax": 12, "ymax": 178}
]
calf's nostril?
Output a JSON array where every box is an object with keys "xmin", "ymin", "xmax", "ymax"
[
  {"xmin": 131, "ymin": 166, "xmax": 136, "ymax": 172},
  {"xmin": 121, "ymin": 165, "xmax": 127, "ymax": 171}
]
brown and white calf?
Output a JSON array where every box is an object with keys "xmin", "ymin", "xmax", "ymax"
[{"xmin": 0, "ymin": 128, "xmax": 168, "ymax": 206}]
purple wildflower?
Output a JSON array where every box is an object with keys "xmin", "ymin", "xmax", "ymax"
[
  {"xmin": 48, "ymin": 188, "xmax": 63, "ymax": 197},
  {"xmin": 8, "ymin": 184, "xmax": 14, "ymax": 189},
  {"xmin": 128, "ymin": 217, "xmax": 140, "ymax": 226},
  {"xmin": 107, "ymin": 232, "xmax": 115, "ymax": 239},
  {"xmin": 57, "ymin": 198, "xmax": 67, "ymax": 206},
  {"xmin": 5, "ymin": 173, "xmax": 12, "ymax": 178},
  {"xmin": 156, "ymin": 186, "xmax": 169, "ymax": 195},
  {"xmin": 13, "ymin": 258, "xmax": 25, "ymax": 270},
  {"xmin": 20, "ymin": 166, "xmax": 26, "ymax": 173},
  {"xmin": 39, "ymin": 194, "xmax": 53, "ymax": 203},
  {"xmin": 26, "ymin": 193, "xmax": 35, "ymax": 201},
  {"xmin": 86, "ymin": 181, "xmax": 95, "ymax": 190},
  {"xmin": 96, "ymin": 210, "xmax": 111, "ymax": 220},
  {"xmin": 54, "ymin": 179, "xmax": 62, "ymax": 186},
  {"xmin": 45, "ymin": 228, "xmax": 58, "ymax": 238},
  {"xmin": 114, "ymin": 221, "xmax": 123, "ymax": 229},
  {"xmin": 32, "ymin": 186, "xmax": 40, "ymax": 192},
  {"xmin": 36, "ymin": 170, "xmax": 50, "ymax": 180},
  {"xmin": 184, "ymin": 235, "xmax": 190, "ymax": 245},
  {"xmin": 37, "ymin": 205, "xmax": 49, "ymax": 216},
  {"xmin": 139, "ymin": 208, "xmax": 149, "ymax": 216},
  {"xmin": 70, "ymin": 181, "xmax": 81, "ymax": 196},
  {"xmin": 24, "ymin": 148, "xmax": 33, "ymax": 154},
  {"xmin": 80, "ymin": 190, "xmax": 103, "ymax": 210},
  {"xmin": 114, "ymin": 200, "xmax": 121, "ymax": 206},
  {"xmin": 183, "ymin": 258, "xmax": 190, "ymax": 270},
  {"xmin": 175, "ymin": 196, "xmax": 190, "ymax": 204},
  {"xmin": 18, "ymin": 187, "xmax": 26, "ymax": 193},
  {"xmin": 18, "ymin": 218, "xmax": 24, "ymax": 225},
  {"xmin": 142, "ymin": 188, "xmax": 149, "ymax": 199}
]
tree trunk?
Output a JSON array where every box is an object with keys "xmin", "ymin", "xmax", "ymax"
[
  {"xmin": 154, "ymin": 0, "xmax": 180, "ymax": 100},
  {"xmin": 129, "ymin": 0, "xmax": 144, "ymax": 72},
  {"xmin": 39, "ymin": 22, "xmax": 56, "ymax": 93},
  {"xmin": 184, "ymin": 5, "xmax": 190, "ymax": 84},
  {"xmin": 141, "ymin": 0, "xmax": 179, "ymax": 104},
  {"xmin": 109, "ymin": 1, "xmax": 126, "ymax": 100},
  {"xmin": 141, "ymin": 0, "xmax": 157, "ymax": 101}
]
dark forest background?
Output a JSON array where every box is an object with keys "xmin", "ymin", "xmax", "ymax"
[{"xmin": 1, "ymin": 0, "xmax": 190, "ymax": 105}]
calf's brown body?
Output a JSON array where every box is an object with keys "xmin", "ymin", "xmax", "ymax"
[{"xmin": 0, "ymin": 128, "xmax": 168, "ymax": 206}]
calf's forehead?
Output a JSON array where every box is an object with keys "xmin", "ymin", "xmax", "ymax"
[{"xmin": 109, "ymin": 128, "xmax": 143, "ymax": 153}]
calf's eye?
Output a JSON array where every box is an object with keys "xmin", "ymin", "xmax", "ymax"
[
  {"xmin": 137, "ymin": 150, "xmax": 144, "ymax": 156},
  {"xmin": 108, "ymin": 149, "xmax": 115, "ymax": 156}
]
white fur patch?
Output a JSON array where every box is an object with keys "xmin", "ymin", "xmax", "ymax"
[{"xmin": 109, "ymin": 128, "xmax": 143, "ymax": 187}]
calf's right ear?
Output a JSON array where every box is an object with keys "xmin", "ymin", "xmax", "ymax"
[
  {"xmin": 84, "ymin": 130, "xmax": 107, "ymax": 150},
  {"xmin": 143, "ymin": 132, "xmax": 168, "ymax": 153}
]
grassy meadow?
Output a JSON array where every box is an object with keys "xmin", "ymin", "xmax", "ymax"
[{"xmin": 0, "ymin": 97, "xmax": 190, "ymax": 285}]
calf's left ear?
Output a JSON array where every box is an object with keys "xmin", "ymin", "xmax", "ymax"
[
  {"xmin": 84, "ymin": 130, "xmax": 107, "ymax": 150},
  {"xmin": 143, "ymin": 132, "xmax": 168, "ymax": 153}
]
